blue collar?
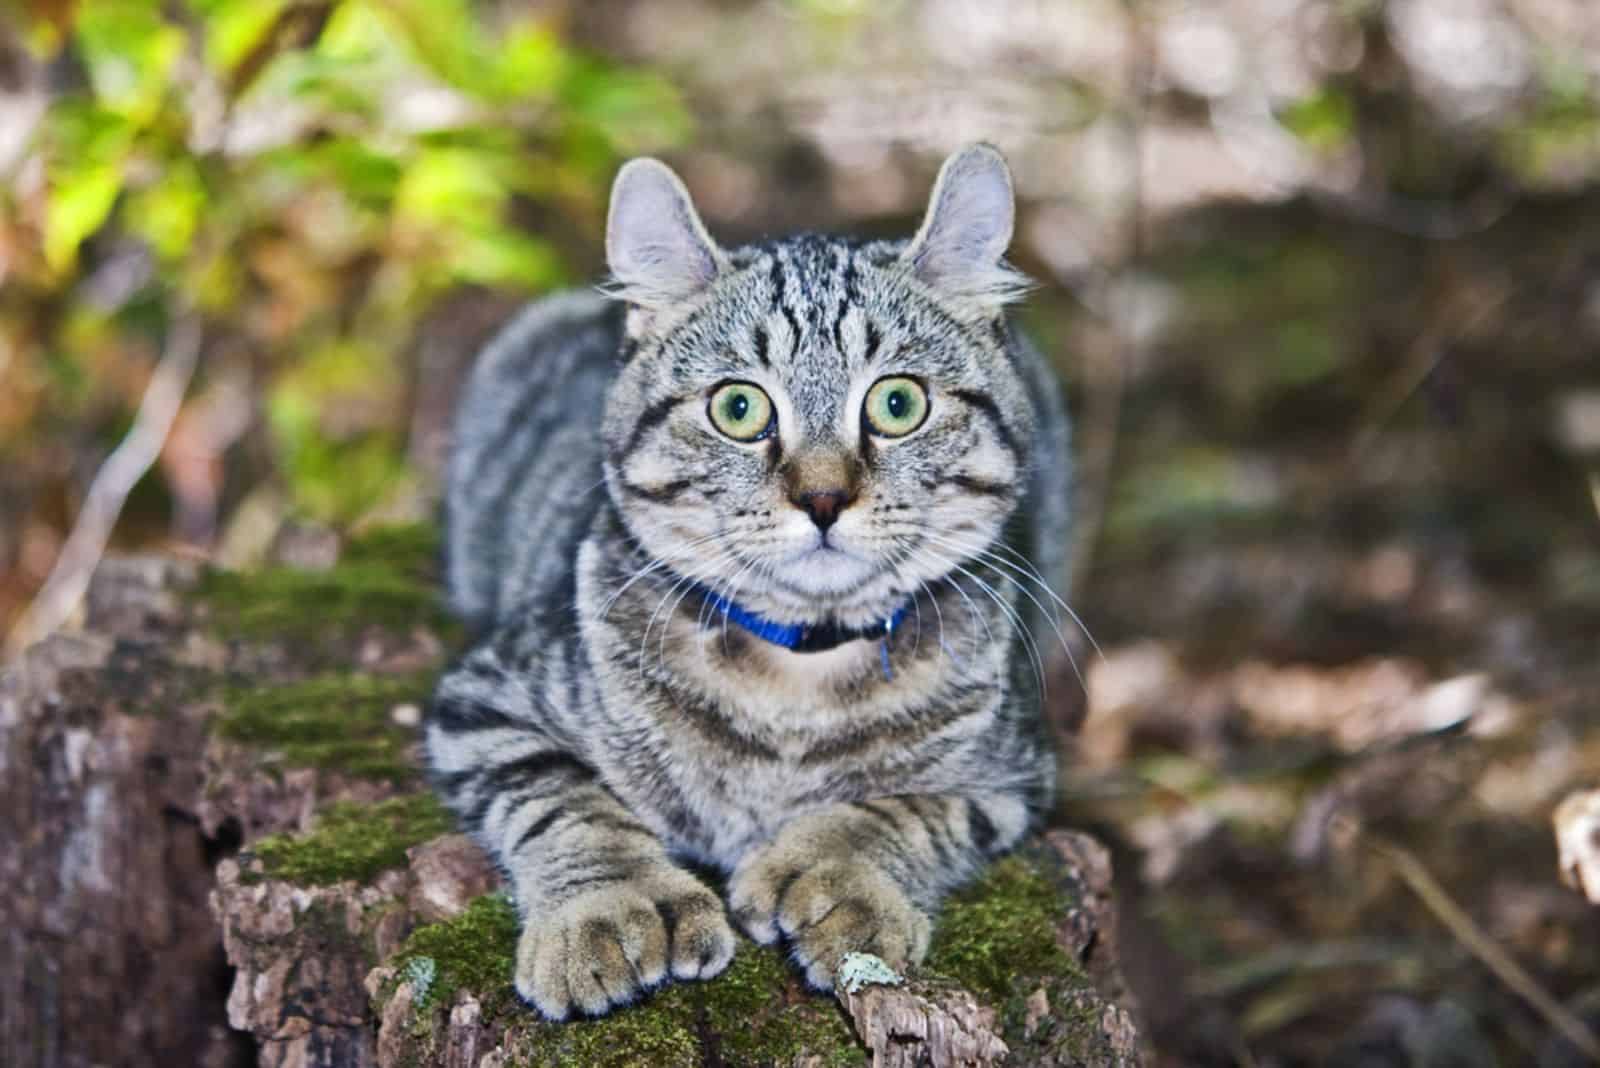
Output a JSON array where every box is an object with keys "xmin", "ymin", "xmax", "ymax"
[{"xmin": 696, "ymin": 586, "xmax": 912, "ymax": 672}]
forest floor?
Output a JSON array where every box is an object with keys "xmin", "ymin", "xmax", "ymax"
[{"xmin": 1038, "ymin": 190, "xmax": 1600, "ymax": 1065}]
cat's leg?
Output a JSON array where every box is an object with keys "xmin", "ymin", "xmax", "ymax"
[
  {"xmin": 726, "ymin": 792, "xmax": 1031, "ymax": 989},
  {"xmin": 427, "ymin": 646, "xmax": 735, "ymax": 1019}
]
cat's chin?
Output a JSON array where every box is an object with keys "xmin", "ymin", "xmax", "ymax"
[
  {"xmin": 744, "ymin": 551, "xmax": 908, "ymax": 625},
  {"xmin": 776, "ymin": 546, "xmax": 877, "ymax": 594}
]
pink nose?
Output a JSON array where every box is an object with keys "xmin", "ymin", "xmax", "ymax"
[{"xmin": 791, "ymin": 489, "xmax": 851, "ymax": 531}]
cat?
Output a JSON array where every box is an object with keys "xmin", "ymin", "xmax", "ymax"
[{"xmin": 427, "ymin": 143, "xmax": 1072, "ymax": 1020}]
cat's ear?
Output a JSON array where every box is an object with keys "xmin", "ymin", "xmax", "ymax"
[
  {"xmin": 901, "ymin": 143, "xmax": 1029, "ymax": 312},
  {"xmin": 606, "ymin": 158, "xmax": 726, "ymax": 309}
]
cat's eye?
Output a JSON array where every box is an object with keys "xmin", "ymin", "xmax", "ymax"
[
  {"xmin": 863, "ymin": 376, "xmax": 930, "ymax": 438},
  {"xmin": 707, "ymin": 381, "xmax": 775, "ymax": 442}
]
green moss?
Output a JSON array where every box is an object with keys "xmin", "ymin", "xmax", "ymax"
[
  {"xmin": 508, "ymin": 1000, "xmax": 702, "ymax": 1067},
  {"xmin": 386, "ymin": 896, "xmax": 864, "ymax": 1068},
  {"xmin": 250, "ymin": 794, "xmax": 453, "ymax": 885},
  {"xmin": 504, "ymin": 943, "xmax": 865, "ymax": 1068},
  {"xmin": 924, "ymin": 850, "xmax": 1085, "ymax": 1002},
  {"xmin": 384, "ymin": 845, "xmax": 1101, "ymax": 1066},
  {"xmin": 922, "ymin": 849, "xmax": 1133, "ymax": 1062},
  {"xmin": 193, "ymin": 522, "xmax": 453, "ymax": 645},
  {"xmin": 217, "ymin": 671, "xmax": 429, "ymax": 782},
  {"xmin": 341, "ymin": 523, "xmax": 443, "ymax": 576},
  {"xmin": 392, "ymin": 894, "xmax": 521, "ymax": 1013},
  {"xmin": 698, "ymin": 948, "xmax": 864, "ymax": 1068},
  {"xmin": 196, "ymin": 561, "xmax": 448, "ymax": 640}
]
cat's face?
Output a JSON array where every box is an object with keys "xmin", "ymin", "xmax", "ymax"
[{"xmin": 601, "ymin": 146, "xmax": 1034, "ymax": 626}]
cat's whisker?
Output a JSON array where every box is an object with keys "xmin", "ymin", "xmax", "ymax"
[
  {"xmin": 705, "ymin": 552, "xmax": 764, "ymax": 666},
  {"xmin": 638, "ymin": 548, "xmax": 738, "ymax": 681},
  {"xmin": 916, "ymin": 531, "xmax": 1088, "ymax": 691},
  {"xmin": 734, "ymin": 555, "xmax": 783, "ymax": 656},
  {"xmin": 907, "ymin": 583, "xmax": 924, "ymax": 661},
  {"xmin": 910, "ymin": 576, "xmax": 950, "ymax": 669},
  {"xmin": 920, "ymin": 547, "xmax": 1047, "ymax": 698},
  {"xmin": 943, "ymin": 534, "xmax": 1104, "ymax": 664},
  {"xmin": 906, "ymin": 547, "xmax": 991, "ymax": 673},
  {"xmin": 601, "ymin": 530, "xmax": 732, "ymax": 621},
  {"xmin": 891, "ymin": 516, "xmax": 1100, "ymax": 671}
]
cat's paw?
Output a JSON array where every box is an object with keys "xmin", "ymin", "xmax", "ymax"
[
  {"xmin": 514, "ymin": 869, "xmax": 735, "ymax": 1019},
  {"xmin": 728, "ymin": 852, "xmax": 932, "ymax": 990}
]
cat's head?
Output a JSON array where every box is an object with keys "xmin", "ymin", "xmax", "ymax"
[{"xmin": 600, "ymin": 144, "xmax": 1036, "ymax": 628}]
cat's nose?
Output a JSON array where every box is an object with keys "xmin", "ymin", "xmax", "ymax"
[{"xmin": 791, "ymin": 489, "xmax": 852, "ymax": 531}]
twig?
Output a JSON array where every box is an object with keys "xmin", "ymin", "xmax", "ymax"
[
  {"xmin": 5, "ymin": 311, "xmax": 203, "ymax": 659},
  {"xmin": 1352, "ymin": 822, "xmax": 1600, "ymax": 1061}
]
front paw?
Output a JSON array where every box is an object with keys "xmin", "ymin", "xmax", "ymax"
[
  {"xmin": 728, "ymin": 852, "xmax": 932, "ymax": 990},
  {"xmin": 515, "ymin": 869, "xmax": 736, "ymax": 1019}
]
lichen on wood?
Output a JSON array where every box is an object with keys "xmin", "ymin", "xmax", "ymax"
[{"xmin": 389, "ymin": 894, "xmax": 520, "ymax": 1014}]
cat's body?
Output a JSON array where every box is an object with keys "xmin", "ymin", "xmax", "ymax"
[{"xmin": 428, "ymin": 146, "xmax": 1072, "ymax": 1019}]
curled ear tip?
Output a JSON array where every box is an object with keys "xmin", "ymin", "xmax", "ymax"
[
  {"xmin": 948, "ymin": 141, "xmax": 1006, "ymax": 164},
  {"xmin": 613, "ymin": 156, "xmax": 685, "ymax": 191},
  {"xmin": 933, "ymin": 145, "xmax": 1014, "ymax": 213}
]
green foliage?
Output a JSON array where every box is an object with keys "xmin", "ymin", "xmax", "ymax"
[
  {"xmin": 250, "ymin": 794, "xmax": 454, "ymax": 885},
  {"xmin": 5, "ymin": 0, "xmax": 688, "ymax": 526},
  {"xmin": 1281, "ymin": 88, "xmax": 1355, "ymax": 154},
  {"xmin": 1502, "ymin": 59, "xmax": 1600, "ymax": 186}
]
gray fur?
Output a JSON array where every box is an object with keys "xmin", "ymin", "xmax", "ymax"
[{"xmin": 429, "ymin": 144, "xmax": 1073, "ymax": 1018}]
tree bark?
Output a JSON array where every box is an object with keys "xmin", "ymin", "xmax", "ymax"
[{"xmin": 0, "ymin": 550, "xmax": 1144, "ymax": 1067}]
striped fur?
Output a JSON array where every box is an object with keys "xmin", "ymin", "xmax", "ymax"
[{"xmin": 429, "ymin": 145, "xmax": 1071, "ymax": 1019}]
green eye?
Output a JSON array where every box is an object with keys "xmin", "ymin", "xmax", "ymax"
[
  {"xmin": 707, "ymin": 381, "xmax": 775, "ymax": 441},
  {"xmin": 863, "ymin": 376, "xmax": 929, "ymax": 438}
]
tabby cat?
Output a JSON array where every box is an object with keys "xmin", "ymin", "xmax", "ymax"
[{"xmin": 428, "ymin": 143, "xmax": 1072, "ymax": 1019}]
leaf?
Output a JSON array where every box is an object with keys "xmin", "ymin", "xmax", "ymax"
[
  {"xmin": 1280, "ymin": 88, "xmax": 1355, "ymax": 153},
  {"xmin": 392, "ymin": 147, "xmax": 507, "ymax": 228},
  {"xmin": 376, "ymin": 0, "xmax": 498, "ymax": 98},
  {"xmin": 201, "ymin": 0, "xmax": 290, "ymax": 74},
  {"xmin": 561, "ymin": 63, "xmax": 691, "ymax": 152},
  {"xmin": 448, "ymin": 229, "xmax": 562, "ymax": 290},
  {"xmin": 492, "ymin": 22, "xmax": 568, "ymax": 99},
  {"xmin": 75, "ymin": 1, "xmax": 185, "ymax": 125},
  {"xmin": 45, "ymin": 162, "xmax": 122, "ymax": 273},
  {"xmin": 125, "ymin": 159, "xmax": 205, "ymax": 262}
]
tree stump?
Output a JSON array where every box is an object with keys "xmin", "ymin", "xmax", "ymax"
[{"xmin": 0, "ymin": 530, "xmax": 1143, "ymax": 1067}]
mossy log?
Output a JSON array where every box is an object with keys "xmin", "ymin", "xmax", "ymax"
[{"xmin": 0, "ymin": 531, "xmax": 1142, "ymax": 1067}]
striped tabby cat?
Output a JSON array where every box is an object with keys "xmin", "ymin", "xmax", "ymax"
[{"xmin": 428, "ymin": 144, "xmax": 1071, "ymax": 1019}]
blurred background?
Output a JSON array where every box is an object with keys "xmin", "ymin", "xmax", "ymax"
[{"xmin": 3, "ymin": 0, "xmax": 1599, "ymax": 1063}]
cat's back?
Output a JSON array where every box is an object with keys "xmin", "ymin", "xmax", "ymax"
[{"xmin": 446, "ymin": 290, "xmax": 623, "ymax": 628}]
